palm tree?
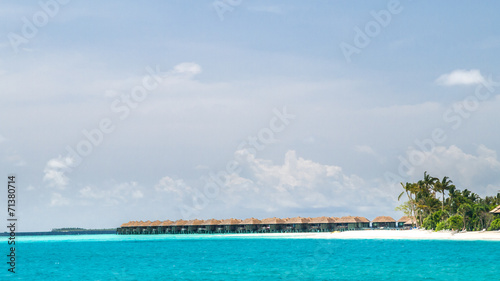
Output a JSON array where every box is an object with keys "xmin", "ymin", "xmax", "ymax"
[
  {"xmin": 414, "ymin": 172, "xmax": 438, "ymax": 221},
  {"xmin": 423, "ymin": 171, "xmax": 438, "ymax": 195},
  {"xmin": 447, "ymin": 185, "xmax": 459, "ymax": 214},
  {"xmin": 434, "ymin": 176, "xmax": 454, "ymax": 212},
  {"xmin": 458, "ymin": 203, "xmax": 471, "ymax": 231},
  {"xmin": 398, "ymin": 182, "xmax": 418, "ymax": 226}
]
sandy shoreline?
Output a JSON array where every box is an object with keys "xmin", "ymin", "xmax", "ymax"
[{"xmin": 223, "ymin": 229, "xmax": 500, "ymax": 241}]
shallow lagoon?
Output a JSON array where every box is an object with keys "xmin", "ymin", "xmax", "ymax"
[{"xmin": 2, "ymin": 234, "xmax": 499, "ymax": 280}]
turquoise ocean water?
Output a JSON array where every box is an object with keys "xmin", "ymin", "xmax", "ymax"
[{"xmin": 1, "ymin": 234, "xmax": 499, "ymax": 280}]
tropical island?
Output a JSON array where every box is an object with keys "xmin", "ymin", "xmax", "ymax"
[
  {"xmin": 0, "ymin": 228, "xmax": 117, "ymax": 236},
  {"xmin": 117, "ymin": 172, "xmax": 500, "ymax": 239},
  {"xmin": 397, "ymin": 172, "xmax": 500, "ymax": 231}
]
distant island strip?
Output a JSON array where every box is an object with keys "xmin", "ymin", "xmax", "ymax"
[
  {"xmin": 117, "ymin": 216, "xmax": 416, "ymax": 235},
  {"xmin": 0, "ymin": 228, "xmax": 117, "ymax": 236}
]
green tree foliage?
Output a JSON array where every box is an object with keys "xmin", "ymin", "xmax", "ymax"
[
  {"xmin": 398, "ymin": 171, "xmax": 500, "ymax": 231},
  {"xmin": 488, "ymin": 218, "xmax": 500, "ymax": 231},
  {"xmin": 422, "ymin": 210, "xmax": 447, "ymax": 230},
  {"xmin": 435, "ymin": 221, "xmax": 447, "ymax": 231},
  {"xmin": 447, "ymin": 215, "xmax": 464, "ymax": 230}
]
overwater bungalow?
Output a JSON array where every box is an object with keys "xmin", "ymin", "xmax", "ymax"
[
  {"xmin": 141, "ymin": 221, "xmax": 153, "ymax": 234},
  {"xmin": 308, "ymin": 216, "xmax": 336, "ymax": 232},
  {"xmin": 240, "ymin": 218, "xmax": 261, "ymax": 233},
  {"xmin": 260, "ymin": 217, "xmax": 286, "ymax": 232},
  {"xmin": 335, "ymin": 216, "xmax": 369, "ymax": 230},
  {"xmin": 355, "ymin": 217, "xmax": 370, "ymax": 228},
  {"xmin": 372, "ymin": 216, "xmax": 396, "ymax": 229},
  {"xmin": 404, "ymin": 217, "xmax": 417, "ymax": 228},
  {"xmin": 219, "ymin": 218, "xmax": 242, "ymax": 233},
  {"xmin": 336, "ymin": 216, "xmax": 357, "ymax": 231},
  {"xmin": 128, "ymin": 221, "xmax": 141, "ymax": 234},
  {"xmin": 150, "ymin": 220, "xmax": 162, "ymax": 234},
  {"xmin": 133, "ymin": 221, "xmax": 147, "ymax": 234},
  {"xmin": 117, "ymin": 222, "xmax": 130, "ymax": 234},
  {"xmin": 119, "ymin": 214, "xmax": 421, "ymax": 235},
  {"xmin": 159, "ymin": 220, "xmax": 174, "ymax": 234},
  {"xmin": 201, "ymin": 219, "xmax": 221, "ymax": 233},
  {"xmin": 185, "ymin": 219, "xmax": 204, "ymax": 234},
  {"xmin": 284, "ymin": 217, "xmax": 310, "ymax": 232},
  {"xmin": 129, "ymin": 221, "xmax": 142, "ymax": 234},
  {"xmin": 397, "ymin": 216, "xmax": 416, "ymax": 228},
  {"xmin": 397, "ymin": 216, "xmax": 409, "ymax": 228},
  {"xmin": 125, "ymin": 221, "xmax": 136, "ymax": 234},
  {"xmin": 171, "ymin": 219, "xmax": 188, "ymax": 234}
]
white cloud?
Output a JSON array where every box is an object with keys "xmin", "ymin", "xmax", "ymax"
[
  {"xmin": 206, "ymin": 150, "xmax": 392, "ymax": 214},
  {"xmin": 43, "ymin": 156, "xmax": 73, "ymax": 189},
  {"xmin": 172, "ymin": 62, "xmax": 202, "ymax": 76},
  {"xmin": 150, "ymin": 150, "xmax": 397, "ymax": 218},
  {"xmin": 406, "ymin": 144, "xmax": 500, "ymax": 195},
  {"xmin": 436, "ymin": 69, "xmax": 485, "ymax": 86},
  {"xmin": 355, "ymin": 145, "xmax": 376, "ymax": 156},
  {"xmin": 155, "ymin": 176, "xmax": 195, "ymax": 200},
  {"xmin": 50, "ymin": 192, "xmax": 70, "ymax": 207},
  {"xmin": 79, "ymin": 181, "xmax": 144, "ymax": 206}
]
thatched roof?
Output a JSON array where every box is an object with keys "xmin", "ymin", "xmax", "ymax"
[
  {"xmin": 159, "ymin": 220, "xmax": 174, "ymax": 226},
  {"xmin": 404, "ymin": 217, "xmax": 417, "ymax": 225},
  {"xmin": 172, "ymin": 219, "xmax": 188, "ymax": 226},
  {"xmin": 336, "ymin": 216, "xmax": 357, "ymax": 223},
  {"xmin": 240, "ymin": 218, "xmax": 262, "ymax": 225},
  {"xmin": 355, "ymin": 216, "xmax": 370, "ymax": 223},
  {"xmin": 203, "ymin": 219, "xmax": 221, "ymax": 225},
  {"xmin": 490, "ymin": 205, "xmax": 500, "ymax": 214},
  {"xmin": 397, "ymin": 216, "xmax": 416, "ymax": 225},
  {"xmin": 286, "ymin": 217, "xmax": 310, "ymax": 224},
  {"xmin": 372, "ymin": 216, "xmax": 396, "ymax": 223},
  {"xmin": 397, "ymin": 216, "xmax": 410, "ymax": 222},
  {"xmin": 151, "ymin": 220, "xmax": 162, "ymax": 227},
  {"xmin": 185, "ymin": 219, "xmax": 204, "ymax": 226},
  {"xmin": 309, "ymin": 216, "xmax": 335, "ymax": 224},
  {"xmin": 120, "ymin": 222, "xmax": 131, "ymax": 227},
  {"xmin": 219, "ymin": 218, "xmax": 242, "ymax": 225},
  {"xmin": 136, "ymin": 220, "xmax": 152, "ymax": 227},
  {"xmin": 260, "ymin": 217, "xmax": 286, "ymax": 224}
]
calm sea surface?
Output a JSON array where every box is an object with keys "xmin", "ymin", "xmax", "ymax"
[{"xmin": 1, "ymin": 234, "xmax": 499, "ymax": 280}]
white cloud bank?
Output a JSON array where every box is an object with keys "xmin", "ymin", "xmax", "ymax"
[
  {"xmin": 79, "ymin": 181, "xmax": 144, "ymax": 206},
  {"xmin": 157, "ymin": 150, "xmax": 394, "ymax": 217},
  {"xmin": 43, "ymin": 156, "xmax": 73, "ymax": 189},
  {"xmin": 436, "ymin": 69, "xmax": 485, "ymax": 86},
  {"xmin": 407, "ymin": 144, "xmax": 500, "ymax": 195}
]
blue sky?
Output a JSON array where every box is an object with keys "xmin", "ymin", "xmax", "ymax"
[{"xmin": 1, "ymin": 0, "xmax": 500, "ymax": 231}]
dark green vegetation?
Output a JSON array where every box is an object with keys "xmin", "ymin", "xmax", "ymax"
[{"xmin": 397, "ymin": 172, "xmax": 500, "ymax": 231}]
